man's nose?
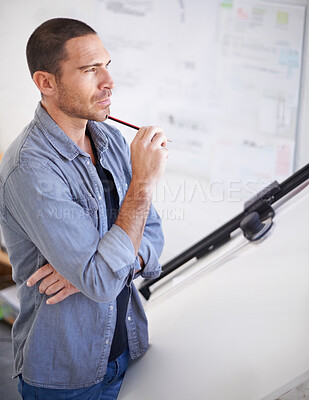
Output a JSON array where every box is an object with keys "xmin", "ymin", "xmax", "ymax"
[{"xmin": 98, "ymin": 69, "xmax": 115, "ymax": 91}]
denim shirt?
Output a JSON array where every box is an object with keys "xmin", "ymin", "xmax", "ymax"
[{"xmin": 0, "ymin": 103, "xmax": 163, "ymax": 389}]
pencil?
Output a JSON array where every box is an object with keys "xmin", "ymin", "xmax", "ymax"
[
  {"xmin": 108, "ymin": 116, "xmax": 140, "ymax": 130},
  {"xmin": 108, "ymin": 116, "xmax": 172, "ymax": 142}
]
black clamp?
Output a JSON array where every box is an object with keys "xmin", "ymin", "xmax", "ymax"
[{"xmin": 240, "ymin": 181, "xmax": 281, "ymax": 241}]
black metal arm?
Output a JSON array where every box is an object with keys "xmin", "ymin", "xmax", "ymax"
[{"xmin": 139, "ymin": 163, "xmax": 309, "ymax": 300}]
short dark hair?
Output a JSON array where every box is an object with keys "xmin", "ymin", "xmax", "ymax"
[{"xmin": 26, "ymin": 18, "xmax": 96, "ymax": 79}]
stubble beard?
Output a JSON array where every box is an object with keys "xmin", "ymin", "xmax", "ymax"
[{"xmin": 56, "ymin": 82, "xmax": 109, "ymax": 122}]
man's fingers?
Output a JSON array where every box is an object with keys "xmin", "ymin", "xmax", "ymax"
[
  {"xmin": 27, "ymin": 263, "xmax": 53, "ymax": 287},
  {"xmin": 144, "ymin": 126, "xmax": 163, "ymax": 143},
  {"xmin": 46, "ymin": 289, "xmax": 70, "ymax": 305},
  {"xmin": 27, "ymin": 263, "xmax": 80, "ymax": 305},
  {"xmin": 46, "ymin": 287, "xmax": 79, "ymax": 305},
  {"xmin": 135, "ymin": 126, "xmax": 148, "ymax": 140},
  {"xmin": 150, "ymin": 131, "xmax": 168, "ymax": 148},
  {"xmin": 38, "ymin": 274, "xmax": 59, "ymax": 293},
  {"xmin": 134, "ymin": 126, "xmax": 163, "ymax": 144},
  {"xmin": 44, "ymin": 280, "xmax": 64, "ymax": 296}
]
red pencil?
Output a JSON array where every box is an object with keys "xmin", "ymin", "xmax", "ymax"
[
  {"xmin": 108, "ymin": 116, "xmax": 140, "ymax": 130},
  {"xmin": 108, "ymin": 116, "xmax": 172, "ymax": 142}
]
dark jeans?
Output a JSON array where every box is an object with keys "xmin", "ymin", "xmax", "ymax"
[{"xmin": 17, "ymin": 348, "xmax": 130, "ymax": 400}]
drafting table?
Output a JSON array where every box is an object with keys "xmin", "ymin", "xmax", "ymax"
[{"xmin": 119, "ymin": 164, "xmax": 309, "ymax": 400}]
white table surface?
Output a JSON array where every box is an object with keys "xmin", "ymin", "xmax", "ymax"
[{"xmin": 119, "ymin": 183, "xmax": 309, "ymax": 400}]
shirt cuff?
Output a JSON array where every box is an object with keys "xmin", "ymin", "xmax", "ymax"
[
  {"xmin": 138, "ymin": 237, "xmax": 162, "ymax": 279},
  {"xmin": 98, "ymin": 224, "xmax": 136, "ymax": 279}
]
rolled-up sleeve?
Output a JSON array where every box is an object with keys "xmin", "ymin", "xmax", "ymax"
[
  {"xmin": 138, "ymin": 204, "xmax": 164, "ymax": 280},
  {"xmin": 4, "ymin": 165, "xmax": 136, "ymax": 303}
]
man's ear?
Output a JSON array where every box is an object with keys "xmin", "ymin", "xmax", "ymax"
[{"xmin": 32, "ymin": 71, "xmax": 57, "ymax": 97}]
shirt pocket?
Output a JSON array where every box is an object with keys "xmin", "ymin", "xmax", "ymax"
[{"xmin": 73, "ymin": 192, "xmax": 99, "ymax": 228}]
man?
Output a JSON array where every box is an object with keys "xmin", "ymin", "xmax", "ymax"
[{"xmin": 0, "ymin": 18, "xmax": 168, "ymax": 399}]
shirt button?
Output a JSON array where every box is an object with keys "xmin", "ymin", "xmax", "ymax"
[
  {"xmin": 98, "ymin": 195, "xmax": 102, "ymax": 200},
  {"xmin": 87, "ymin": 160, "xmax": 90, "ymax": 165},
  {"xmin": 105, "ymin": 340, "xmax": 109, "ymax": 345},
  {"xmin": 127, "ymin": 316, "xmax": 131, "ymax": 321},
  {"xmin": 109, "ymin": 305, "xmax": 113, "ymax": 311}
]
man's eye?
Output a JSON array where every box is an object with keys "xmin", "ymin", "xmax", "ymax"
[{"xmin": 86, "ymin": 67, "xmax": 96, "ymax": 73}]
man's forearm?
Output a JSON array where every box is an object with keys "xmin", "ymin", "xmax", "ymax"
[
  {"xmin": 116, "ymin": 125, "xmax": 168, "ymax": 257},
  {"xmin": 115, "ymin": 178, "xmax": 153, "ymax": 256}
]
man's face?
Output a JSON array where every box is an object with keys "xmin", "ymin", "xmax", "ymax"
[{"xmin": 54, "ymin": 34, "xmax": 114, "ymax": 122}]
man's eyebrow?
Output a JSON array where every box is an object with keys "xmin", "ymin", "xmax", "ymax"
[{"xmin": 78, "ymin": 60, "xmax": 111, "ymax": 70}]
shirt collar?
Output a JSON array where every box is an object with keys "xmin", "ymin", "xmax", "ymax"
[
  {"xmin": 34, "ymin": 102, "xmax": 109, "ymax": 161},
  {"xmin": 87, "ymin": 120, "xmax": 109, "ymax": 156}
]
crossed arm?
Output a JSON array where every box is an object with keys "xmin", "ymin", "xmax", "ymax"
[
  {"xmin": 27, "ymin": 255, "xmax": 145, "ymax": 305},
  {"xmin": 25, "ymin": 126, "xmax": 167, "ymax": 305}
]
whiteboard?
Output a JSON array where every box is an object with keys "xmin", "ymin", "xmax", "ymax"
[{"xmin": 93, "ymin": 0, "xmax": 306, "ymax": 184}]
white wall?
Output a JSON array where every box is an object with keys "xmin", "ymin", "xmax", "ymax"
[{"xmin": 0, "ymin": 0, "xmax": 97, "ymax": 152}]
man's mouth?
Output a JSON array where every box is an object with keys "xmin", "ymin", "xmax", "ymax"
[
  {"xmin": 95, "ymin": 89, "xmax": 112, "ymax": 107},
  {"xmin": 97, "ymin": 98, "xmax": 111, "ymax": 106}
]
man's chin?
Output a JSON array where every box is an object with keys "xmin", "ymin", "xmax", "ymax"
[
  {"xmin": 88, "ymin": 110, "xmax": 110, "ymax": 122},
  {"xmin": 95, "ymin": 107, "xmax": 110, "ymax": 122}
]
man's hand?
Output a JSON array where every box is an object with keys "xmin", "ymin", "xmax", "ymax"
[
  {"xmin": 130, "ymin": 126, "xmax": 169, "ymax": 187},
  {"xmin": 27, "ymin": 263, "xmax": 80, "ymax": 305}
]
